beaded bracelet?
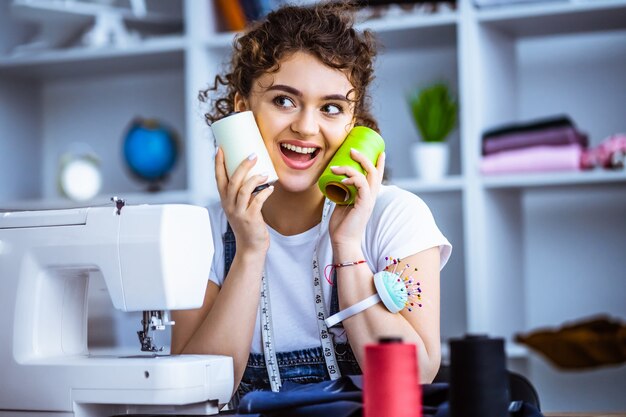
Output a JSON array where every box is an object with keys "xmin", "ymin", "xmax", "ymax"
[
  {"xmin": 324, "ymin": 259, "xmax": 367, "ymax": 285},
  {"xmin": 325, "ymin": 258, "xmax": 423, "ymax": 328}
]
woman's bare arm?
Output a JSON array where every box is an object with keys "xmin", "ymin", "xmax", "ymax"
[
  {"xmin": 336, "ymin": 246, "xmax": 442, "ymax": 383},
  {"xmin": 171, "ymin": 249, "xmax": 266, "ymax": 392}
]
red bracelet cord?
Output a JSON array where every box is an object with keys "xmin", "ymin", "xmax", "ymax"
[{"xmin": 324, "ymin": 260, "xmax": 367, "ymax": 285}]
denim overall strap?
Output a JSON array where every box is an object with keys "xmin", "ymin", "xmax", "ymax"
[
  {"xmin": 223, "ymin": 223, "xmax": 237, "ymax": 276},
  {"xmin": 329, "ymin": 271, "xmax": 341, "ymax": 320}
]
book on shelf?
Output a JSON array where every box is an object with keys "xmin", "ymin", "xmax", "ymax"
[
  {"xmin": 216, "ymin": 0, "xmax": 247, "ymax": 31},
  {"xmin": 216, "ymin": 0, "xmax": 275, "ymax": 32}
]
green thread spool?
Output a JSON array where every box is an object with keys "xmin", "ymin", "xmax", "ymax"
[{"xmin": 318, "ymin": 126, "xmax": 385, "ymax": 205}]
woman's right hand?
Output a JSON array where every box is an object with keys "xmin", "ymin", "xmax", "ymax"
[{"xmin": 215, "ymin": 147, "xmax": 274, "ymax": 253}]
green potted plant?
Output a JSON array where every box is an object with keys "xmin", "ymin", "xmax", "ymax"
[{"xmin": 408, "ymin": 82, "xmax": 458, "ymax": 180}]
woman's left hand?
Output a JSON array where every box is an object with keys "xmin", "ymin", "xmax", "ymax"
[{"xmin": 328, "ymin": 148, "xmax": 386, "ymax": 251}]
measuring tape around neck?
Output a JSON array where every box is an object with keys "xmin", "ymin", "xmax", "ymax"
[
  {"xmin": 260, "ymin": 199, "xmax": 341, "ymax": 392},
  {"xmin": 260, "ymin": 273, "xmax": 282, "ymax": 390}
]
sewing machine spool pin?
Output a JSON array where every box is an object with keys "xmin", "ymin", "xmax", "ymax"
[{"xmin": 110, "ymin": 196, "xmax": 126, "ymax": 215}]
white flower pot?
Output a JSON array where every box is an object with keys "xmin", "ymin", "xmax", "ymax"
[{"xmin": 411, "ymin": 142, "xmax": 449, "ymax": 180}]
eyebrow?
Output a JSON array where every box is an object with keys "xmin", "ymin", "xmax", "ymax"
[{"xmin": 266, "ymin": 84, "xmax": 351, "ymax": 102}]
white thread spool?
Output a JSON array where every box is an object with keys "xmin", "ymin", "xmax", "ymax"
[{"xmin": 211, "ymin": 111, "xmax": 279, "ymax": 192}]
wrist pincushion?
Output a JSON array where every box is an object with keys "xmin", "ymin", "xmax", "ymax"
[
  {"xmin": 324, "ymin": 259, "xmax": 422, "ymax": 328},
  {"xmin": 373, "ymin": 271, "xmax": 408, "ymax": 314}
]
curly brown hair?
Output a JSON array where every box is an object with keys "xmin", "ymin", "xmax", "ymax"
[{"xmin": 200, "ymin": 2, "xmax": 379, "ymax": 132}]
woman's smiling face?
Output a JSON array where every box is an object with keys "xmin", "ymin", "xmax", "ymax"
[{"xmin": 235, "ymin": 51, "xmax": 356, "ymax": 193}]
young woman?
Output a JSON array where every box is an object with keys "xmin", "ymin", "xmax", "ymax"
[{"xmin": 171, "ymin": 2, "xmax": 451, "ymax": 404}]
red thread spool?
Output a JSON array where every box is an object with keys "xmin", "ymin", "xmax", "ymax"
[{"xmin": 364, "ymin": 337, "xmax": 421, "ymax": 417}]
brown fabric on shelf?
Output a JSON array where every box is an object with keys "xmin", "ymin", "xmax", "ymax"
[{"xmin": 515, "ymin": 315, "xmax": 626, "ymax": 370}]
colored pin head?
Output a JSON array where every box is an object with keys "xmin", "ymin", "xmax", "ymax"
[
  {"xmin": 375, "ymin": 258, "xmax": 423, "ymax": 313},
  {"xmin": 324, "ymin": 256, "xmax": 424, "ymax": 329}
]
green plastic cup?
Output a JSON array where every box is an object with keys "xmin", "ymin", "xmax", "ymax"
[{"xmin": 318, "ymin": 126, "xmax": 385, "ymax": 205}]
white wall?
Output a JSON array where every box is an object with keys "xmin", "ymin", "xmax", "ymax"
[
  {"xmin": 41, "ymin": 69, "xmax": 187, "ymax": 199},
  {"xmin": 0, "ymin": 79, "xmax": 41, "ymax": 202}
]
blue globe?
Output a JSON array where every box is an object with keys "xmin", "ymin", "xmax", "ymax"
[{"xmin": 123, "ymin": 119, "xmax": 179, "ymax": 188}]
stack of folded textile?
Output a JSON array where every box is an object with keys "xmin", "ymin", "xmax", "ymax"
[{"xmin": 480, "ymin": 115, "xmax": 588, "ymax": 175}]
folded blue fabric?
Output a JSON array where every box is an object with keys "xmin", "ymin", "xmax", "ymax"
[
  {"xmin": 233, "ymin": 400, "xmax": 362, "ymax": 417},
  {"xmin": 238, "ymin": 377, "xmax": 361, "ymax": 414},
  {"xmin": 230, "ymin": 375, "xmax": 542, "ymax": 417}
]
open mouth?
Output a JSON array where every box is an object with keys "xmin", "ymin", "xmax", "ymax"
[{"xmin": 280, "ymin": 143, "xmax": 321, "ymax": 162}]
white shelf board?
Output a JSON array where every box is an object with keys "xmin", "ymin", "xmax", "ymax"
[
  {"xmin": 358, "ymin": 9, "xmax": 458, "ymax": 33},
  {"xmin": 0, "ymin": 190, "xmax": 192, "ymax": 212},
  {"xmin": 477, "ymin": 0, "xmax": 626, "ymax": 37},
  {"xmin": 481, "ymin": 169, "xmax": 626, "ymax": 189},
  {"xmin": 204, "ymin": 11, "xmax": 458, "ymax": 51},
  {"xmin": 506, "ymin": 343, "xmax": 529, "ymax": 359},
  {"xmin": 361, "ymin": 10, "xmax": 458, "ymax": 50},
  {"xmin": 10, "ymin": 0, "xmax": 182, "ymax": 25},
  {"xmin": 0, "ymin": 35, "xmax": 186, "ymax": 79},
  {"xmin": 441, "ymin": 342, "xmax": 529, "ymax": 362},
  {"xmin": 205, "ymin": 32, "xmax": 237, "ymax": 49},
  {"xmin": 390, "ymin": 175, "xmax": 465, "ymax": 193}
]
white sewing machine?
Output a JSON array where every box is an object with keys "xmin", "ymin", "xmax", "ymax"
[{"xmin": 0, "ymin": 199, "xmax": 233, "ymax": 416}]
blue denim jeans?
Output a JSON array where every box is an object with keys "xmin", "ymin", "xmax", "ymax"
[
  {"xmin": 229, "ymin": 343, "xmax": 362, "ymax": 408},
  {"xmin": 223, "ymin": 224, "xmax": 362, "ymax": 408}
]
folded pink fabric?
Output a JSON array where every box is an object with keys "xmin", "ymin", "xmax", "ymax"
[
  {"xmin": 480, "ymin": 143, "xmax": 583, "ymax": 175},
  {"xmin": 482, "ymin": 126, "xmax": 588, "ymax": 155}
]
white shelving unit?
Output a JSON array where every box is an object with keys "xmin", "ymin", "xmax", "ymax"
[
  {"xmin": 1, "ymin": 0, "xmax": 625, "ymax": 411},
  {"xmin": 456, "ymin": 0, "xmax": 626, "ymax": 411}
]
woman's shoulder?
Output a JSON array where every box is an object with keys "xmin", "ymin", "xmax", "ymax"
[
  {"xmin": 207, "ymin": 199, "xmax": 223, "ymax": 215},
  {"xmin": 207, "ymin": 200, "xmax": 228, "ymax": 235},
  {"xmin": 369, "ymin": 184, "xmax": 439, "ymax": 234},
  {"xmin": 375, "ymin": 184, "xmax": 430, "ymax": 214},
  {"xmin": 370, "ymin": 185, "xmax": 452, "ymax": 269}
]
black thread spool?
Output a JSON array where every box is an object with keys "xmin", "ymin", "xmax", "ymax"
[{"xmin": 449, "ymin": 335, "xmax": 510, "ymax": 417}]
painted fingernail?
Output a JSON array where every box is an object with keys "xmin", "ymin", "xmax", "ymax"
[
  {"xmin": 247, "ymin": 153, "xmax": 257, "ymax": 160},
  {"xmin": 341, "ymin": 177, "xmax": 350, "ymax": 183},
  {"xmin": 351, "ymin": 148, "xmax": 360, "ymax": 153}
]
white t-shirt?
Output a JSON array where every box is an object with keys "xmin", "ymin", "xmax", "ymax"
[{"xmin": 208, "ymin": 185, "xmax": 452, "ymax": 354}]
